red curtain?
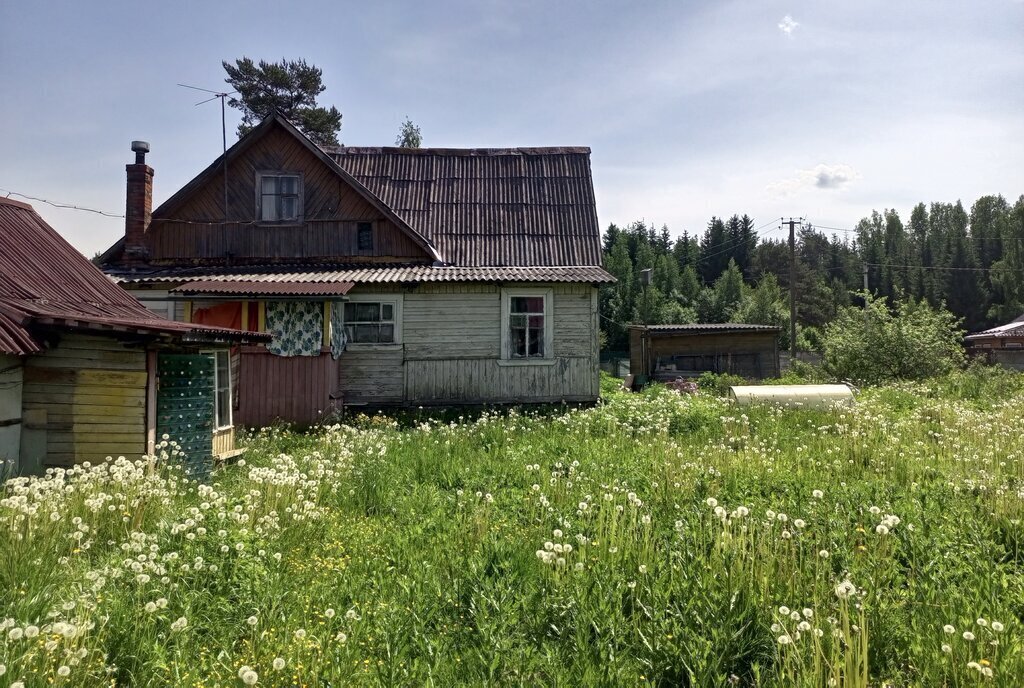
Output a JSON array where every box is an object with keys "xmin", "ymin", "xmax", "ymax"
[{"xmin": 192, "ymin": 302, "xmax": 243, "ymax": 330}]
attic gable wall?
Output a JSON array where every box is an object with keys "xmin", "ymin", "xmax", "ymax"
[{"xmin": 144, "ymin": 127, "xmax": 433, "ymax": 265}]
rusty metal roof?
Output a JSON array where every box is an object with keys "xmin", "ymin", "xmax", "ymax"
[
  {"xmin": 632, "ymin": 323, "xmax": 782, "ymax": 336},
  {"xmin": 0, "ymin": 197, "xmax": 268, "ymax": 355},
  {"xmin": 328, "ymin": 146, "xmax": 603, "ymax": 268},
  {"xmin": 112, "ymin": 264, "xmax": 614, "ymax": 286},
  {"xmin": 172, "ymin": 280, "xmax": 356, "ymax": 296}
]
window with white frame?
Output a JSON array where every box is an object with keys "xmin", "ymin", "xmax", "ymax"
[
  {"xmin": 501, "ymin": 289, "xmax": 553, "ymax": 361},
  {"xmin": 257, "ymin": 173, "xmax": 302, "ymax": 222},
  {"xmin": 344, "ymin": 298, "xmax": 401, "ymax": 344},
  {"xmin": 212, "ymin": 350, "xmax": 232, "ymax": 429}
]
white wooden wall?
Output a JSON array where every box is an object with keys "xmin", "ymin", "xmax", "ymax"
[{"xmin": 341, "ymin": 283, "xmax": 599, "ymax": 405}]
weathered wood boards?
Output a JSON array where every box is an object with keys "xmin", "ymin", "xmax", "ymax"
[
  {"xmin": 21, "ymin": 335, "xmax": 147, "ymax": 467},
  {"xmin": 149, "ymin": 127, "xmax": 431, "ymax": 263},
  {"xmin": 341, "ymin": 283, "xmax": 599, "ymax": 405}
]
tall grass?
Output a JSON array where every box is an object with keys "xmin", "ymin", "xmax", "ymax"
[{"xmin": 1, "ymin": 369, "xmax": 1023, "ymax": 686}]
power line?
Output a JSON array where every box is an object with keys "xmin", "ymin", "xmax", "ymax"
[
  {"xmin": 1, "ymin": 189, "xmax": 125, "ymax": 218},
  {"xmin": 865, "ymin": 262, "xmax": 1018, "ymax": 273},
  {"xmin": 694, "ymin": 217, "xmax": 783, "ymax": 265}
]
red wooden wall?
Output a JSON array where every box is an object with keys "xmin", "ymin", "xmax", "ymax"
[{"xmin": 236, "ymin": 348, "xmax": 339, "ymax": 427}]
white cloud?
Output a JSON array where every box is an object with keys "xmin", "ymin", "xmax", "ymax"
[
  {"xmin": 777, "ymin": 15, "xmax": 799, "ymax": 36},
  {"xmin": 766, "ymin": 164, "xmax": 860, "ymax": 198}
]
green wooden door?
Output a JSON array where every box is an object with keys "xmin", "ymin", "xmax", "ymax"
[{"xmin": 156, "ymin": 354, "xmax": 214, "ymax": 479}]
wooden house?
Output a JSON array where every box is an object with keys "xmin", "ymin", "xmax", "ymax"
[
  {"xmin": 99, "ymin": 114, "xmax": 613, "ymax": 424},
  {"xmin": 965, "ymin": 314, "xmax": 1024, "ymax": 370},
  {"xmin": 629, "ymin": 324, "xmax": 781, "ymax": 382},
  {"xmin": 0, "ymin": 197, "xmax": 267, "ymax": 476}
]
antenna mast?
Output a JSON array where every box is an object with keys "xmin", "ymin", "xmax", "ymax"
[{"xmin": 178, "ymin": 83, "xmax": 236, "ymax": 222}]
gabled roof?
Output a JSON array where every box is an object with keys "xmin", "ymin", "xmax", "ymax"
[
  {"xmin": 0, "ymin": 197, "xmax": 267, "ymax": 355},
  {"xmin": 100, "ymin": 112, "xmax": 608, "ymax": 280},
  {"xmin": 328, "ymin": 145, "xmax": 603, "ymax": 267},
  {"xmin": 149, "ymin": 113, "xmax": 442, "ymax": 263},
  {"xmin": 965, "ymin": 313, "xmax": 1024, "ymax": 341}
]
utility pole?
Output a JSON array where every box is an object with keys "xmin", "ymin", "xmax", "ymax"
[
  {"xmin": 785, "ymin": 217, "xmax": 802, "ymax": 361},
  {"xmin": 862, "ymin": 261, "xmax": 869, "ymax": 292}
]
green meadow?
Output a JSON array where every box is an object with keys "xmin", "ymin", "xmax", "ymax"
[{"xmin": 2, "ymin": 370, "xmax": 1023, "ymax": 686}]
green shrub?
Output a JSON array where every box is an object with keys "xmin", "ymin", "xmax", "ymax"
[
  {"xmin": 696, "ymin": 371, "xmax": 746, "ymax": 396},
  {"xmin": 822, "ymin": 294, "xmax": 965, "ymax": 385}
]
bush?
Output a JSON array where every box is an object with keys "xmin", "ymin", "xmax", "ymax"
[
  {"xmin": 696, "ymin": 371, "xmax": 746, "ymax": 396},
  {"xmin": 821, "ymin": 294, "xmax": 965, "ymax": 385}
]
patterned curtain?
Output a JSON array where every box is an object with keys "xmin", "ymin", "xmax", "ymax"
[
  {"xmin": 265, "ymin": 302, "xmax": 323, "ymax": 357},
  {"xmin": 330, "ymin": 301, "xmax": 347, "ymax": 359}
]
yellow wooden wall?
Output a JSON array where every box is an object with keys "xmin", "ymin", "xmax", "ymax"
[{"xmin": 21, "ymin": 335, "xmax": 147, "ymax": 467}]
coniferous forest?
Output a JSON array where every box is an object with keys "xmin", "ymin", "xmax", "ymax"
[{"xmin": 599, "ymin": 194, "xmax": 1024, "ymax": 351}]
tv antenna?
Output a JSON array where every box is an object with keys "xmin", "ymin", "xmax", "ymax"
[{"xmin": 178, "ymin": 83, "xmax": 237, "ymax": 222}]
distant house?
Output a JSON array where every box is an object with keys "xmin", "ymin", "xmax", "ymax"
[
  {"xmin": 99, "ymin": 114, "xmax": 613, "ymax": 424},
  {"xmin": 965, "ymin": 314, "xmax": 1024, "ymax": 370},
  {"xmin": 629, "ymin": 323, "xmax": 782, "ymax": 382},
  {"xmin": 0, "ymin": 197, "xmax": 267, "ymax": 476}
]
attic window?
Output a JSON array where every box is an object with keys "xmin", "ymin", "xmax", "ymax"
[
  {"xmin": 357, "ymin": 222, "xmax": 374, "ymax": 250},
  {"xmin": 258, "ymin": 173, "xmax": 302, "ymax": 222}
]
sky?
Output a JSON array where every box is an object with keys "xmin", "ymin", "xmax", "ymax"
[{"xmin": 1, "ymin": 0, "xmax": 1022, "ymax": 257}]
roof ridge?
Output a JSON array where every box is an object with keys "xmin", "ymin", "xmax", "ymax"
[{"xmin": 326, "ymin": 146, "xmax": 592, "ymax": 156}]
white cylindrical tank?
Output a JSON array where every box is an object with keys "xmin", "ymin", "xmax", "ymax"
[{"xmin": 729, "ymin": 384, "xmax": 855, "ymax": 409}]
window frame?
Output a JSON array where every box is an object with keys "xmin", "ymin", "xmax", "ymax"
[
  {"xmin": 255, "ymin": 171, "xmax": 304, "ymax": 224},
  {"xmin": 341, "ymin": 294, "xmax": 403, "ymax": 350},
  {"xmin": 205, "ymin": 349, "xmax": 233, "ymax": 431},
  {"xmin": 499, "ymin": 288, "xmax": 555, "ymax": 365}
]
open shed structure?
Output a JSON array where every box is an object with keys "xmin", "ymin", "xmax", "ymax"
[
  {"xmin": 0, "ymin": 197, "xmax": 267, "ymax": 476},
  {"xmin": 629, "ymin": 323, "xmax": 781, "ymax": 382}
]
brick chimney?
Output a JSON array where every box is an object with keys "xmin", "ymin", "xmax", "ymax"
[{"xmin": 123, "ymin": 140, "xmax": 153, "ymax": 264}]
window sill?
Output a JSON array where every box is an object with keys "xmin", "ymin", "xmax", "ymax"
[
  {"xmin": 256, "ymin": 220, "xmax": 304, "ymax": 227},
  {"xmin": 497, "ymin": 357, "xmax": 557, "ymax": 367},
  {"xmin": 344, "ymin": 343, "xmax": 403, "ymax": 352}
]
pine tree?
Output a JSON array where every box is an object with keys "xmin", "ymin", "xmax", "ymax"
[
  {"xmin": 223, "ymin": 57, "xmax": 343, "ymax": 145},
  {"xmin": 699, "ymin": 217, "xmax": 730, "ymax": 284}
]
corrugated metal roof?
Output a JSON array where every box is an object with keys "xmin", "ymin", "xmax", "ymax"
[
  {"xmin": 965, "ymin": 314, "xmax": 1024, "ymax": 340},
  {"xmin": 328, "ymin": 146, "xmax": 603, "ymax": 268},
  {"xmin": 0, "ymin": 197, "xmax": 268, "ymax": 354},
  {"xmin": 632, "ymin": 323, "xmax": 782, "ymax": 335},
  {"xmin": 112, "ymin": 264, "xmax": 615, "ymax": 285},
  {"xmin": 172, "ymin": 280, "xmax": 356, "ymax": 296}
]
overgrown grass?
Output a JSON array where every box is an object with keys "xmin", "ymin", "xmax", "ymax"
[{"xmin": 2, "ymin": 369, "xmax": 1024, "ymax": 686}]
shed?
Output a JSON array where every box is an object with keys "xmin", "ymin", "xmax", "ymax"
[
  {"xmin": 629, "ymin": 324, "xmax": 781, "ymax": 381},
  {"xmin": 0, "ymin": 197, "xmax": 267, "ymax": 476},
  {"xmin": 965, "ymin": 314, "xmax": 1024, "ymax": 370}
]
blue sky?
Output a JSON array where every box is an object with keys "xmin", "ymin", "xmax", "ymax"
[{"xmin": 2, "ymin": 0, "xmax": 1022, "ymax": 257}]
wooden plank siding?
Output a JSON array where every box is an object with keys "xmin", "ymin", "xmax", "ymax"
[
  {"xmin": 340, "ymin": 283, "xmax": 599, "ymax": 405},
  {"xmin": 236, "ymin": 347, "xmax": 340, "ymax": 427},
  {"xmin": 213, "ymin": 427, "xmax": 235, "ymax": 456},
  {"xmin": 21, "ymin": 335, "xmax": 147, "ymax": 467},
  {"xmin": 0, "ymin": 353, "xmax": 23, "ymax": 470},
  {"xmin": 146, "ymin": 127, "xmax": 432, "ymax": 263},
  {"xmin": 337, "ymin": 349, "xmax": 405, "ymax": 405}
]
